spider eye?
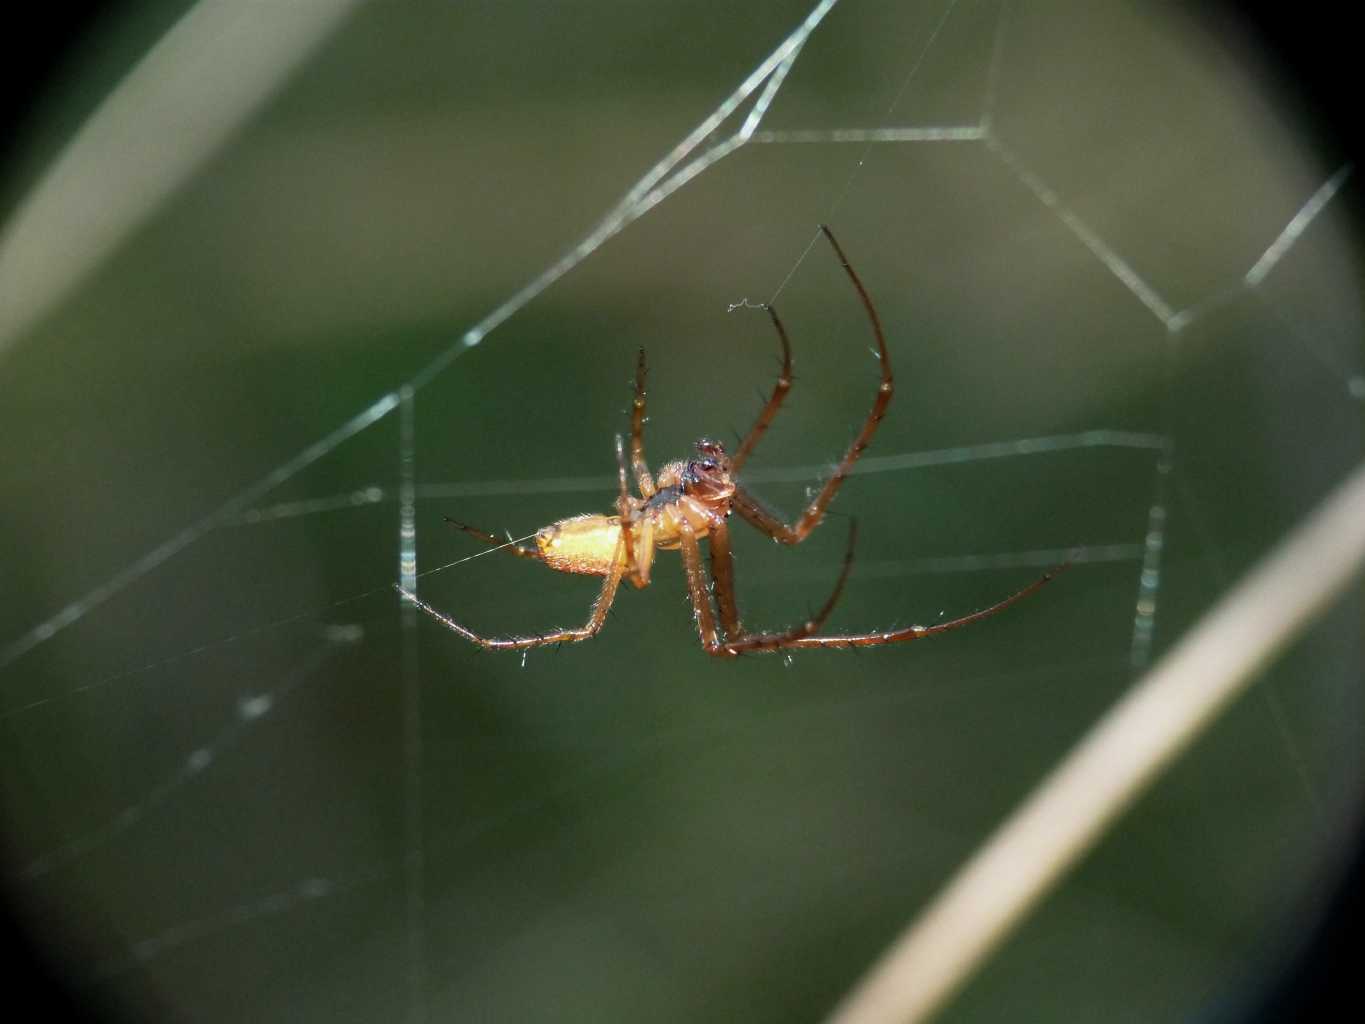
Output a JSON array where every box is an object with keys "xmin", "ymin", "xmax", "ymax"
[{"xmin": 700, "ymin": 459, "xmax": 717, "ymax": 471}]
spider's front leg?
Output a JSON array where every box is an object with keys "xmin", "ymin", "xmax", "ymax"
[
  {"xmin": 679, "ymin": 517, "xmax": 856, "ymax": 657},
  {"xmin": 733, "ymin": 225, "xmax": 893, "ymax": 546},
  {"xmin": 730, "ymin": 303, "xmax": 793, "ymax": 473},
  {"xmin": 683, "ymin": 517, "xmax": 1063, "ymax": 655}
]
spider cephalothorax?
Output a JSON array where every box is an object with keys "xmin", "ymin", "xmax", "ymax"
[
  {"xmin": 678, "ymin": 439, "xmax": 735, "ymax": 505},
  {"xmin": 398, "ymin": 227, "xmax": 1065, "ymax": 656}
]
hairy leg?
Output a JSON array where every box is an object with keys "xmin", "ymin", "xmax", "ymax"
[
  {"xmin": 629, "ymin": 348, "xmax": 655, "ymax": 497},
  {"xmin": 395, "ymin": 554, "xmax": 625, "ymax": 651},
  {"xmin": 734, "ymin": 225, "xmax": 893, "ymax": 544},
  {"xmin": 443, "ymin": 517, "xmax": 541, "ymax": 561},
  {"xmin": 682, "ymin": 519, "xmax": 857, "ymax": 657},
  {"xmin": 730, "ymin": 304, "xmax": 793, "ymax": 473}
]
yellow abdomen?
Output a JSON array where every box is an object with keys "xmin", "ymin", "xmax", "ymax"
[{"xmin": 536, "ymin": 515, "xmax": 625, "ymax": 576}]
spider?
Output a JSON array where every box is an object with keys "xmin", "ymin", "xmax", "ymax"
[{"xmin": 397, "ymin": 226, "xmax": 1065, "ymax": 656}]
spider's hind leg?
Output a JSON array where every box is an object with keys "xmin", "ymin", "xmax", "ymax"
[
  {"xmin": 444, "ymin": 517, "xmax": 542, "ymax": 561},
  {"xmin": 396, "ymin": 552, "xmax": 626, "ymax": 651}
]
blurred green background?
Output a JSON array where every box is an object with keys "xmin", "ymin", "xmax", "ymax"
[{"xmin": 2, "ymin": 1, "xmax": 1361, "ymax": 1021}]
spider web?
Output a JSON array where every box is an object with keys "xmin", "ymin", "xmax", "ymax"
[{"xmin": 1, "ymin": 2, "xmax": 1361, "ymax": 1021}]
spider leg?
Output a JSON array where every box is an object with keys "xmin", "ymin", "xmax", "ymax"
[
  {"xmin": 681, "ymin": 518, "xmax": 857, "ymax": 657},
  {"xmin": 765, "ymin": 563, "xmax": 1068, "ymax": 651},
  {"xmin": 395, "ymin": 548, "xmax": 626, "ymax": 651},
  {"xmin": 730, "ymin": 303, "xmax": 793, "ymax": 473},
  {"xmin": 629, "ymin": 348, "xmax": 656, "ymax": 498},
  {"xmin": 706, "ymin": 518, "xmax": 742, "ymax": 638},
  {"xmin": 615, "ymin": 434, "xmax": 656, "ymax": 588},
  {"xmin": 443, "ymin": 517, "xmax": 541, "ymax": 561},
  {"xmin": 678, "ymin": 521, "xmax": 722, "ymax": 651},
  {"xmin": 734, "ymin": 225, "xmax": 893, "ymax": 544},
  {"xmin": 616, "ymin": 434, "xmax": 638, "ymax": 578}
]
